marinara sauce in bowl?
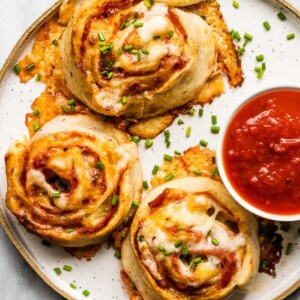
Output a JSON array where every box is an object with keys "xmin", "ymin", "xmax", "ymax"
[{"xmin": 217, "ymin": 87, "xmax": 300, "ymax": 221}]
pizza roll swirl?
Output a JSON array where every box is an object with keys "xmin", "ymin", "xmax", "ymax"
[
  {"xmin": 5, "ymin": 114, "xmax": 142, "ymax": 247},
  {"xmin": 61, "ymin": 0, "xmax": 217, "ymax": 118},
  {"xmin": 122, "ymin": 177, "xmax": 259, "ymax": 299}
]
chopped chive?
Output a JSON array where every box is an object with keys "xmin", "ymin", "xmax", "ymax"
[
  {"xmin": 107, "ymin": 60, "xmax": 114, "ymax": 68},
  {"xmin": 67, "ymin": 99, "xmax": 75, "ymax": 105},
  {"xmin": 33, "ymin": 122, "xmax": 40, "ymax": 131},
  {"xmin": 262, "ymin": 62, "xmax": 266, "ymax": 70},
  {"xmin": 131, "ymin": 49, "xmax": 139, "ymax": 54},
  {"xmin": 164, "ymin": 154, "xmax": 173, "ymax": 162},
  {"xmin": 98, "ymin": 32, "xmax": 105, "ymax": 41},
  {"xmin": 138, "ymin": 235, "xmax": 144, "ymax": 242},
  {"xmin": 137, "ymin": 52, "xmax": 141, "ymax": 61},
  {"xmin": 211, "ymin": 115, "xmax": 217, "ymax": 125},
  {"xmin": 101, "ymin": 71, "xmax": 108, "ymax": 76},
  {"xmin": 13, "ymin": 64, "xmax": 21, "ymax": 74},
  {"xmin": 96, "ymin": 161, "xmax": 105, "ymax": 170},
  {"xmin": 150, "ymin": 0, "xmax": 155, "ymax": 5},
  {"xmin": 280, "ymin": 222, "xmax": 290, "ymax": 232},
  {"xmin": 169, "ymin": 30, "xmax": 174, "ymax": 37},
  {"xmin": 186, "ymin": 126, "xmax": 191, "ymax": 137},
  {"xmin": 70, "ymin": 283, "xmax": 77, "ymax": 289},
  {"xmin": 124, "ymin": 45, "xmax": 133, "ymax": 51},
  {"xmin": 143, "ymin": 0, "xmax": 151, "ymax": 8},
  {"xmin": 177, "ymin": 118, "xmax": 184, "ymax": 125},
  {"xmin": 175, "ymin": 240, "xmax": 183, "ymax": 248},
  {"xmin": 132, "ymin": 201, "xmax": 140, "ymax": 207},
  {"xmin": 174, "ymin": 150, "xmax": 182, "ymax": 155},
  {"xmin": 257, "ymin": 69, "xmax": 264, "ymax": 80},
  {"xmin": 211, "ymin": 167, "xmax": 219, "ymax": 176},
  {"xmin": 114, "ymin": 250, "xmax": 121, "ymax": 259},
  {"xmin": 141, "ymin": 49, "xmax": 150, "ymax": 55},
  {"xmin": 67, "ymin": 229, "xmax": 75, "ymax": 233},
  {"xmin": 193, "ymin": 169, "xmax": 202, "ymax": 176},
  {"xmin": 206, "ymin": 230, "xmax": 211, "ymax": 237},
  {"xmin": 285, "ymin": 242, "xmax": 293, "ymax": 255},
  {"xmin": 134, "ymin": 23, "xmax": 143, "ymax": 28},
  {"xmin": 194, "ymin": 257, "xmax": 202, "ymax": 265},
  {"xmin": 153, "ymin": 35, "xmax": 161, "ymax": 40},
  {"xmin": 277, "ymin": 12, "xmax": 286, "ymax": 21},
  {"xmin": 51, "ymin": 193, "xmax": 60, "ymax": 199},
  {"xmin": 54, "ymin": 268, "xmax": 61, "ymax": 275},
  {"xmin": 82, "ymin": 290, "xmax": 90, "ymax": 297},
  {"xmin": 118, "ymin": 48, "xmax": 123, "ymax": 55},
  {"xmin": 211, "ymin": 126, "xmax": 220, "ymax": 134},
  {"xmin": 164, "ymin": 173, "xmax": 174, "ymax": 181},
  {"xmin": 181, "ymin": 246, "xmax": 188, "ymax": 256},
  {"xmin": 212, "ymin": 156, "xmax": 216, "ymax": 164},
  {"xmin": 261, "ymin": 260, "xmax": 267, "ymax": 269},
  {"xmin": 188, "ymin": 109, "xmax": 195, "ymax": 116},
  {"xmin": 234, "ymin": 31, "xmax": 241, "ymax": 41},
  {"xmin": 33, "ymin": 109, "xmax": 40, "ymax": 116},
  {"xmin": 212, "ymin": 238, "xmax": 219, "ymax": 246},
  {"xmin": 158, "ymin": 245, "xmax": 164, "ymax": 251},
  {"xmin": 287, "ymin": 33, "xmax": 295, "ymax": 40},
  {"xmin": 107, "ymin": 71, "xmax": 113, "ymax": 79},
  {"xmin": 121, "ymin": 95, "xmax": 127, "ymax": 105},
  {"xmin": 256, "ymin": 54, "xmax": 264, "ymax": 62},
  {"xmin": 263, "ymin": 21, "xmax": 271, "ymax": 30},
  {"xmin": 243, "ymin": 40, "xmax": 249, "ymax": 48},
  {"xmin": 237, "ymin": 47, "xmax": 245, "ymax": 54},
  {"xmin": 164, "ymin": 251, "xmax": 173, "ymax": 256},
  {"xmin": 232, "ymin": 1, "xmax": 239, "ymax": 9},
  {"xmin": 100, "ymin": 45, "xmax": 110, "ymax": 53},
  {"xmin": 255, "ymin": 66, "xmax": 262, "ymax": 73},
  {"xmin": 111, "ymin": 195, "xmax": 119, "ymax": 206},
  {"xmin": 134, "ymin": 12, "xmax": 139, "ymax": 19},
  {"xmin": 61, "ymin": 105, "xmax": 69, "ymax": 113},
  {"xmin": 104, "ymin": 207, "xmax": 110, "ymax": 211},
  {"xmin": 26, "ymin": 63, "xmax": 35, "ymax": 71},
  {"xmin": 244, "ymin": 33, "xmax": 253, "ymax": 41},
  {"xmin": 199, "ymin": 108, "xmax": 204, "ymax": 116},
  {"xmin": 145, "ymin": 138, "xmax": 153, "ymax": 148},
  {"xmin": 152, "ymin": 165, "xmax": 159, "ymax": 174},
  {"xmin": 199, "ymin": 139, "xmax": 208, "ymax": 147},
  {"xmin": 63, "ymin": 265, "xmax": 72, "ymax": 272},
  {"xmin": 131, "ymin": 136, "xmax": 140, "ymax": 144},
  {"xmin": 41, "ymin": 240, "xmax": 51, "ymax": 247},
  {"xmin": 177, "ymin": 225, "xmax": 184, "ymax": 230},
  {"xmin": 271, "ymin": 236, "xmax": 277, "ymax": 243},
  {"xmin": 143, "ymin": 180, "xmax": 149, "ymax": 189},
  {"xmin": 52, "ymin": 39, "xmax": 58, "ymax": 46}
]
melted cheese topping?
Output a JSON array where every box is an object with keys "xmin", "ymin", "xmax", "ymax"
[{"xmin": 137, "ymin": 190, "xmax": 246, "ymax": 288}]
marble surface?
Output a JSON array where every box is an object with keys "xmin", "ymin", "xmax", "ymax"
[{"xmin": 0, "ymin": 0, "xmax": 299, "ymax": 299}]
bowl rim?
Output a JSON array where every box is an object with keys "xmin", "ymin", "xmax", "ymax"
[{"xmin": 217, "ymin": 84, "xmax": 300, "ymax": 222}]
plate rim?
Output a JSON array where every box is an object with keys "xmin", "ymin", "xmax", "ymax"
[{"xmin": 0, "ymin": 0, "xmax": 299, "ymax": 299}]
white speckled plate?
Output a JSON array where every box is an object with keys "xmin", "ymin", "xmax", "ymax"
[{"xmin": 0, "ymin": 0, "xmax": 299, "ymax": 299}]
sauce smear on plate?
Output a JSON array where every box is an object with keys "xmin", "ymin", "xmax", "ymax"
[{"xmin": 223, "ymin": 89, "xmax": 300, "ymax": 215}]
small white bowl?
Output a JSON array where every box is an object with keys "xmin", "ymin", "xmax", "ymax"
[{"xmin": 217, "ymin": 85, "xmax": 300, "ymax": 222}]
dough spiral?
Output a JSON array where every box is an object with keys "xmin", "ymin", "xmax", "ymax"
[
  {"xmin": 122, "ymin": 177, "xmax": 259, "ymax": 299},
  {"xmin": 5, "ymin": 114, "xmax": 142, "ymax": 247},
  {"xmin": 61, "ymin": 0, "xmax": 217, "ymax": 118}
]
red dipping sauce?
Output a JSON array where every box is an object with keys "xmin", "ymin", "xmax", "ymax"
[{"xmin": 223, "ymin": 89, "xmax": 300, "ymax": 215}]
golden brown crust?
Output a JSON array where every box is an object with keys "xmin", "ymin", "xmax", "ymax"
[
  {"xmin": 188, "ymin": 0, "xmax": 244, "ymax": 87},
  {"xmin": 5, "ymin": 114, "xmax": 143, "ymax": 247},
  {"xmin": 122, "ymin": 177, "xmax": 259, "ymax": 300}
]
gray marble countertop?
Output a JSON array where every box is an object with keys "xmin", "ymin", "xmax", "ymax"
[{"xmin": 0, "ymin": 0, "xmax": 299, "ymax": 299}]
